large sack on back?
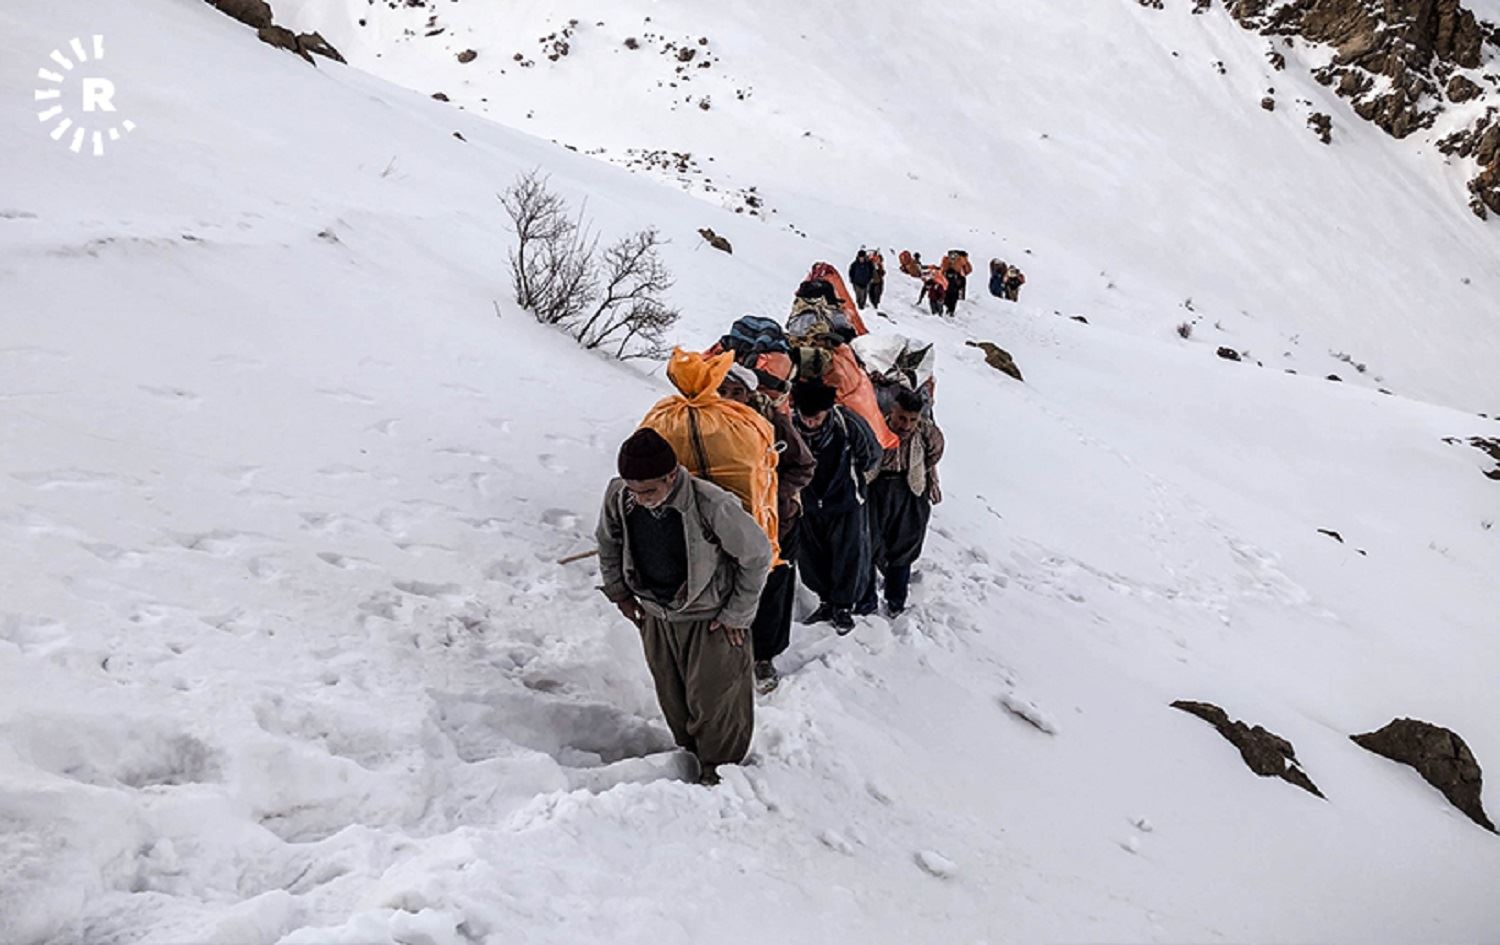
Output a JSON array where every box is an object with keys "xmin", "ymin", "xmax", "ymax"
[
  {"xmin": 641, "ymin": 349, "xmax": 781, "ymax": 562},
  {"xmin": 898, "ymin": 250, "xmax": 922, "ymax": 278},
  {"xmin": 806, "ymin": 262, "xmax": 869, "ymax": 336},
  {"xmin": 825, "ymin": 345, "xmax": 898, "ymax": 449},
  {"xmin": 852, "ymin": 333, "xmax": 936, "ymax": 390},
  {"xmin": 787, "ymin": 297, "xmax": 855, "ymax": 344}
]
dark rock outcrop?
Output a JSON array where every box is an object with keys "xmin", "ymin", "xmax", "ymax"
[
  {"xmin": 1216, "ymin": 346, "xmax": 1242, "ymax": 361},
  {"xmin": 1307, "ymin": 111, "xmax": 1333, "ymax": 143},
  {"xmin": 209, "ymin": 0, "xmax": 273, "ymax": 29},
  {"xmin": 296, "ymin": 31, "xmax": 345, "ymax": 64},
  {"xmin": 1225, "ymin": 0, "xmax": 1500, "ymax": 217},
  {"xmin": 1173, "ymin": 700, "xmax": 1324, "ymax": 797},
  {"xmin": 697, "ymin": 227, "xmax": 732, "ymax": 254},
  {"xmin": 1450, "ymin": 435, "xmax": 1500, "ymax": 478},
  {"xmin": 1352, "ymin": 718, "xmax": 1495, "ymax": 831},
  {"xmin": 966, "ymin": 341, "xmax": 1024, "ymax": 382},
  {"xmin": 205, "ymin": 0, "xmax": 344, "ymax": 65},
  {"xmin": 1228, "ymin": 0, "xmax": 1483, "ymax": 137}
]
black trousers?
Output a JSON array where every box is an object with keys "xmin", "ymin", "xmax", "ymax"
[
  {"xmin": 869, "ymin": 280, "xmax": 884, "ymax": 307},
  {"xmin": 861, "ymin": 476, "xmax": 932, "ymax": 609},
  {"xmin": 798, "ymin": 505, "xmax": 871, "ymax": 610},
  {"xmin": 751, "ymin": 521, "xmax": 800, "ymax": 661}
]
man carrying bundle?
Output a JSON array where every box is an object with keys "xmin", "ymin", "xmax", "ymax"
[{"xmin": 596, "ymin": 429, "xmax": 772, "ymax": 785}]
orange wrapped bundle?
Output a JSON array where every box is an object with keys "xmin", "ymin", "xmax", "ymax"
[
  {"xmin": 825, "ymin": 345, "xmax": 898, "ymax": 449},
  {"xmin": 640, "ymin": 349, "xmax": 782, "ymax": 561}
]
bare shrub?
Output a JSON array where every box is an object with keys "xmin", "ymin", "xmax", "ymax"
[
  {"xmin": 1176, "ymin": 321, "xmax": 1193, "ymax": 339},
  {"xmin": 500, "ymin": 172, "xmax": 678, "ymax": 359}
]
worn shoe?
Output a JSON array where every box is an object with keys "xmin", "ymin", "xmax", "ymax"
[
  {"xmin": 698, "ymin": 764, "xmax": 721, "ymax": 787},
  {"xmin": 754, "ymin": 660, "xmax": 779, "ymax": 694},
  {"xmin": 831, "ymin": 608, "xmax": 855, "ymax": 635},
  {"xmin": 802, "ymin": 603, "xmax": 833, "ymax": 625},
  {"xmin": 885, "ymin": 600, "xmax": 906, "ymax": 618}
]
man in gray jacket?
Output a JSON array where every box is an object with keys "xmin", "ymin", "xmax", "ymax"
[{"xmin": 597, "ymin": 428, "xmax": 773, "ymax": 785}]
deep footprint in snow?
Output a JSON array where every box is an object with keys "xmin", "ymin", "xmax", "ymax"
[
  {"xmin": 392, "ymin": 579, "xmax": 467, "ymax": 601},
  {"xmin": 435, "ymin": 446, "xmax": 496, "ymax": 463},
  {"xmin": 0, "ymin": 613, "xmax": 69, "ymax": 654},
  {"xmin": 247, "ymin": 556, "xmax": 289, "ymax": 580},
  {"xmin": 540, "ymin": 508, "xmax": 580, "ymax": 529},
  {"xmin": 432, "ymin": 690, "xmax": 674, "ymax": 766},
  {"xmin": 316, "ymin": 551, "xmax": 377, "ymax": 570},
  {"xmin": 537, "ymin": 454, "xmax": 569, "ymax": 474},
  {"xmin": 299, "ymin": 511, "xmax": 363, "ymax": 535},
  {"xmin": 169, "ymin": 529, "xmax": 260, "ymax": 556},
  {"xmin": 367, "ymin": 418, "xmax": 400, "ymax": 436}
]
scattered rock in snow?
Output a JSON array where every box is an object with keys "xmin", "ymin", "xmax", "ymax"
[
  {"xmin": 207, "ymin": 0, "xmax": 272, "ymax": 29},
  {"xmin": 1307, "ymin": 112, "xmax": 1333, "ymax": 144},
  {"xmin": 966, "ymin": 341, "xmax": 1023, "ymax": 382},
  {"xmin": 203, "ymin": 1, "xmax": 344, "ymax": 65},
  {"xmin": 457, "ymin": 49, "xmax": 478, "ymax": 63},
  {"xmin": 1450, "ymin": 436, "xmax": 1500, "ymax": 480},
  {"xmin": 1118, "ymin": 835, "xmax": 1142, "ymax": 854},
  {"xmin": 1326, "ymin": 373, "xmax": 1343, "ymax": 382},
  {"xmin": 915, "ymin": 850, "xmax": 958, "ymax": 878},
  {"xmin": 432, "ymin": 92, "xmax": 450, "ymax": 102},
  {"xmin": 1216, "ymin": 346, "xmax": 1241, "ymax": 362},
  {"xmin": 252, "ymin": 24, "xmax": 344, "ymax": 65},
  {"xmin": 1131, "ymin": 816, "xmax": 1154, "ymax": 832},
  {"xmin": 296, "ymin": 31, "xmax": 344, "ymax": 64},
  {"xmin": 1447, "ymin": 75, "xmax": 1482, "ymax": 103},
  {"xmin": 1352, "ymin": 718, "xmax": 1495, "ymax": 832},
  {"xmin": 1171, "ymin": 700, "xmax": 1324, "ymax": 797},
  {"xmin": 998, "ymin": 692, "xmax": 1058, "ymax": 734},
  {"xmin": 1261, "ymin": 95, "xmax": 1276, "ymax": 111},
  {"xmin": 1317, "ymin": 528, "xmax": 1344, "ymax": 543},
  {"xmin": 698, "ymin": 227, "xmax": 732, "ymax": 254}
]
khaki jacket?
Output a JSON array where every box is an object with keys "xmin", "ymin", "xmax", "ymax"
[{"xmin": 597, "ymin": 469, "xmax": 772, "ymax": 628}]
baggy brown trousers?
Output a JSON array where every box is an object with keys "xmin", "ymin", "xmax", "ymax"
[{"xmin": 639, "ymin": 615, "xmax": 754, "ymax": 768}]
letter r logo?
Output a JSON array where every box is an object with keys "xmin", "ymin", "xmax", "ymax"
[{"xmin": 82, "ymin": 77, "xmax": 116, "ymax": 112}]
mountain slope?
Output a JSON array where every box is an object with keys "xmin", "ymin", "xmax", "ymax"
[
  {"xmin": 3, "ymin": 1, "xmax": 1499, "ymax": 943},
  {"xmin": 278, "ymin": 0, "xmax": 1500, "ymax": 413}
]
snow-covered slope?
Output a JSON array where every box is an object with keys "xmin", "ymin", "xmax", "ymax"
[
  {"xmin": 278, "ymin": 0, "xmax": 1500, "ymax": 414},
  {"xmin": 3, "ymin": 1, "xmax": 1500, "ymax": 943}
]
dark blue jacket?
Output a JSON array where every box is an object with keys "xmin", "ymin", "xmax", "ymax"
[
  {"xmin": 848, "ymin": 258, "xmax": 876, "ymax": 288},
  {"xmin": 798, "ymin": 406, "xmax": 881, "ymax": 517}
]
